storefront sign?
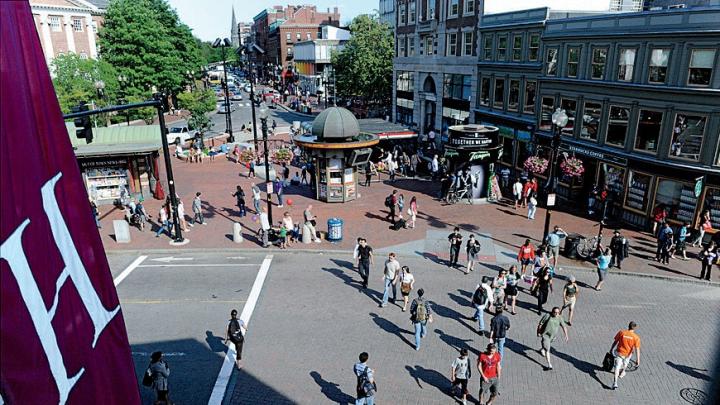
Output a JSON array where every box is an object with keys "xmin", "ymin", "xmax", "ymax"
[
  {"xmin": 547, "ymin": 193, "xmax": 556, "ymax": 207},
  {"xmin": 561, "ymin": 144, "xmax": 627, "ymax": 166},
  {"xmin": 447, "ymin": 126, "xmax": 499, "ymax": 149},
  {"xmin": 449, "ymin": 137, "xmax": 493, "ymax": 147},
  {"xmin": 79, "ymin": 157, "xmax": 128, "ymax": 169},
  {"xmin": 695, "ymin": 176, "xmax": 704, "ymax": 198},
  {"xmin": 469, "ymin": 151, "xmax": 491, "ymax": 161}
]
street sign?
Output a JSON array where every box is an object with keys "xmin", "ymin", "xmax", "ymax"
[{"xmin": 547, "ymin": 193, "xmax": 556, "ymax": 207}]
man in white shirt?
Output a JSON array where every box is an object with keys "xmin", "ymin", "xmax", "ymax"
[
  {"xmin": 431, "ymin": 155, "xmax": 440, "ymax": 181},
  {"xmin": 259, "ymin": 207, "xmax": 270, "ymax": 247},
  {"xmin": 512, "ymin": 179, "xmax": 523, "ymax": 210},
  {"xmin": 380, "ymin": 253, "xmax": 400, "ymax": 308}
]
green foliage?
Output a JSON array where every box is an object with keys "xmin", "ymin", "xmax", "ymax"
[
  {"xmin": 98, "ymin": 0, "xmax": 203, "ymax": 97},
  {"xmin": 197, "ymin": 38, "xmax": 225, "ymax": 64},
  {"xmin": 331, "ymin": 14, "xmax": 393, "ymax": 103},
  {"xmin": 176, "ymin": 89, "xmax": 216, "ymax": 131},
  {"xmin": 51, "ymin": 53, "xmax": 119, "ymax": 114}
]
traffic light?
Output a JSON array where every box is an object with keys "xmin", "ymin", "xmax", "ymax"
[{"xmin": 71, "ymin": 103, "xmax": 93, "ymax": 144}]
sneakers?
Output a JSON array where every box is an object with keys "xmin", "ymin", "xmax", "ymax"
[
  {"xmin": 612, "ymin": 382, "xmax": 618, "ymax": 390},
  {"xmin": 314, "ymin": 239, "xmax": 321, "ymax": 243},
  {"xmin": 619, "ymin": 370, "xmax": 626, "ymax": 379}
]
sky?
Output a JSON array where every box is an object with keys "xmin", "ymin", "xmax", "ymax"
[{"xmin": 169, "ymin": 0, "xmax": 612, "ymax": 42}]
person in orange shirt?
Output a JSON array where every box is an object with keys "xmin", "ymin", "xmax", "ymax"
[
  {"xmin": 517, "ymin": 239, "xmax": 536, "ymax": 276},
  {"xmin": 609, "ymin": 321, "xmax": 641, "ymax": 390}
]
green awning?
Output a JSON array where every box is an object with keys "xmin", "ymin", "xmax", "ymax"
[{"xmin": 66, "ymin": 123, "xmax": 162, "ymax": 158}]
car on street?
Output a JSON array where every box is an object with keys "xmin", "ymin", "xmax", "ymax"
[
  {"xmin": 230, "ymin": 93, "xmax": 244, "ymax": 101},
  {"xmin": 166, "ymin": 125, "xmax": 195, "ymax": 145},
  {"xmin": 243, "ymin": 84, "xmax": 252, "ymax": 93},
  {"xmin": 217, "ymin": 101, "xmax": 236, "ymax": 114}
]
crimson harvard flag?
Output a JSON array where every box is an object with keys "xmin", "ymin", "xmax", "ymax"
[{"xmin": 0, "ymin": 2, "xmax": 140, "ymax": 404}]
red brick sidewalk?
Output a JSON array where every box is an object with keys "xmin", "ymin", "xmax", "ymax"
[{"xmin": 99, "ymin": 133, "xmax": 718, "ymax": 283}]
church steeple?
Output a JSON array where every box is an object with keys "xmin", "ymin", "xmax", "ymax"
[{"xmin": 231, "ymin": 6, "xmax": 239, "ymax": 47}]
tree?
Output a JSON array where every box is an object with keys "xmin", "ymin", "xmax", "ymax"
[
  {"xmin": 98, "ymin": 0, "xmax": 203, "ymax": 98},
  {"xmin": 176, "ymin": 89, "xmax": 216, "ymax": 132},
  {"xmin": 331, "ymin": 14, "xmax": 393, "ymax": 104},
  {"xmin": 51, "ymin": 53, "xmax": 118, "ymax": 116},
  {"xmin": 196, "ymin": 38, "xmax": 225, "ymax": 65}
]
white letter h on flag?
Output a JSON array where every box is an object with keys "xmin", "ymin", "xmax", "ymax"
[{"xmin": 0, "ymin": 173, "xmax": 120, "ymax": 404}]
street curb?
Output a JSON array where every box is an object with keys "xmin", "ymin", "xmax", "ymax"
[
  {"xmin": 275, "ymin": 103, "xmax": 316, "ymax": 118},
  {"xmin": 105, "ymin": 247, "xmax": 720, "ymax": 286}
]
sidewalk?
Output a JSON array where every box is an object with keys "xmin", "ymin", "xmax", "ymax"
[{"xmin": 98, "ymin": 131, "xmax": 719, "ymax": 284}]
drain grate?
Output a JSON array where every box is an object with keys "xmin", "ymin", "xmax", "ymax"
[{"xmin": 680, "ymin": 388, "xmax": 709, "ymax": 405}]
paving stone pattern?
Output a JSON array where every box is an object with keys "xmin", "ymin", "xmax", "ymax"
[{"xmin": 229, "ymin": 252, "xmax": 719, "ymax": 404}]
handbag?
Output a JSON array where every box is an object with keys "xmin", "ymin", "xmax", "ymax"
[
  {"xmin": 407, "ymin": 208, "xmax": 413, "ymax": 216},
  {"xmin": 142, "ymin": 366, "xmax": 153, "ymax": 387},
  {"xmin": 602, "ymin": 352, "xmax": 615, "ymax": 372},
  {"xmin": 401, "ymin": 282, "xmax": 411, "ymax": 294}
]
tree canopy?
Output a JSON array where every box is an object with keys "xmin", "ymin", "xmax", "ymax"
[
  {"xmin": 98, "ymin": 0, "xmax": 203, "ymax": 97},
  {"xmin": 51, "ymin": 53, "xmax": 118, "ymax": 114},
  {"xmin": 331, "ymin": 14, "xmax": 393, "ymax": 104},
  {"xmin": 176, "ymin": 88, "xmax": 216, "ymax": 132}
]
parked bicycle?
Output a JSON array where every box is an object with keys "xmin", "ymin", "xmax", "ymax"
[{"xmin": 445, "ymin": 186, "xmax": 473, "ymax": 205}]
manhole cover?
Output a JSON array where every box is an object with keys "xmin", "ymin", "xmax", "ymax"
[{"xmin": 679, "ymin": 388, "xmax": 709, "ymax": 405}]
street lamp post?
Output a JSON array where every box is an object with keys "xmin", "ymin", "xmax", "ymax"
[
  {"xmin": 259, "ymin": 104, "xmax": 273, "ymax": 224},
  {"xmin": 240, "ymin": 45, "xmax": 260, "ymax": 152},
  {"xmin": 213, "ymin": 38, "xmax": 234, "ymax": 142},
  {"xmin": 541, "ymin": 108, "xmax": 569, "ymax": 243}
]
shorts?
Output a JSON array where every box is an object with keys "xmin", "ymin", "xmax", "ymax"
[
  {"xmin": 521, "ymin": 258, "xmax": 532, "ymax": 266},
  {"xmin": 549, "ymin": 245, "xmax": 560, "ymax": 258},
  {"xmin": 479, "ymin": 377, "xmax": 499, "ymax": 395},
  {"xmin": 515, "ymin": 196, "xmax": 523, "ymax": 203},
  {"xmin": 597, "ymin": 268, "xmax": 608, "ymax": 281},
  {"xmin": 541, "ymin": 335, "xmax": 554, "ymax": 352},
  {"xmin": 614, "ymin": 353, "xmax": 631, "ymax": 371},
  {"xmin": 453, "ymin": 378, "xmax": 468, "ymax": 395},
  {"xmin": 562, "ymin": 296, "xmax": 576, "ymax": 310}
]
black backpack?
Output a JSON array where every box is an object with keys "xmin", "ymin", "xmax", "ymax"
[
  {"xmin": 228, "ymin": 319, "xmax": 243, "ymax": 343},
  {"xmin": 472, "ymin": 287, "xmax": 487, "ymax": 306},
  {"xmin": 384, "ymin": 195, "xmax": 393, "ymax": 207}
]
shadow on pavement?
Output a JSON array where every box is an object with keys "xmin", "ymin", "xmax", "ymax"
[
  {"xmin": 430, "ymin": 302, "xmax": 478, "ymax": 335},
  {"xmin": 404, "ymin": 365, "xmax": 452, "ymax": 395},
  {"xmin": 552, "ymin": 349, "xmax": 610, "ymax": 389},
  {"xmin": 320, "ymin": 267, "xmax": 381, "ymax": 304},
  {"xmin": 369, "ymin": 312, "xmax": 415, "ymax": 349},
  {"xmin": 504, "ymin": 338, "xmax": 545, "ymax": 369},
  {"xmin": 309, "ymin": 371, "xmax": 355, "ymax": 404},
  {"xmin": 665, "ymin": 361, "xmax": 712, "ymax": 382},
  {"xmin": 205, "ymin": 330, "xmax": 226, "ymax": 353},
  {"xmin": 434, "ymin": 328, "xmax": 476, "ymax": 355}
]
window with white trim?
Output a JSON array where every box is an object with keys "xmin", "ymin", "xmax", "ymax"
[
  {"xmin": 400, "ymin": 3, "xmax": 407, "ymax": 25},
  {"xmin": 72, "ymin": 18, "xmax": 83, "ymax": 32},
  {"xmin": 617, "ymin": 48, "xmax": 636, "ymax": 81},
  {"xmin": 512, "ymin": 35, "xmax": 522, "ymax": 62},
  {"xmin": 528, "ymin": 33, "xmax": 540, "ymax": 61},
  {"xmin": 462, "ymin": 32, "xmax": 473, "ymax": 56},
  {"xmin": 49, "ymin": 16, "xmax": 61, "ymax": 32},
  {"xmin": 448, "ymin": 0, "xmax": 459, "ymax": 17},
  {"xmin": 591, "ymin": 47, "xmax": 608, "ymax": 79},
  {"xmin": 447, "ymin": 33, "xmax": 457, "ymax": 56},
  {"xmin": 546, "ymin": 47, "xmax": 558, "ymax": 76},
  {"xmin": 483, "ymin": 34, "xmax": 493, "ymax": 60},
  {"xmin": 465, "ymin": 0, "xmax": 475, "ymax": 14},
  {"xmin": 688, "ymin": 49, "xmax": 716, "ymax": 86},
  {"xmin": 497, "ymin": 35, "xmax": 507, "ymax": 61},
  {"xmin": 648, "ymin": 48, "xmax": 670, "ymax": 84},
  {"xmin": 409, "ymin": 1, "xmax": 416, "ymax": 23},
  {"xmin": 567, "ymin": 46, "xmax": 580, "ymax": 78}
]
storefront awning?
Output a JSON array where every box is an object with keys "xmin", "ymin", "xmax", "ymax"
[{"xmin": 65, "ymin": 123, "xmax": 162, "ymax": 158}]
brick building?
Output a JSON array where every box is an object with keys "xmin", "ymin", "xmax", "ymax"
[
  {"xmin": 251, "ymin": 5, "xmax": 340, "ymax": 80},
  {"xmin": 30, "ymin": 0, "xmax": 106, "ymax": 68}
]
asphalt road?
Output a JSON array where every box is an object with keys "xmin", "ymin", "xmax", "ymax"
[{"xmin": 109, "ymin": 249, "xmax": 720, "ymax": 405}]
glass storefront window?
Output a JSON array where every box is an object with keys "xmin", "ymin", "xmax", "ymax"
[
  {"xmin": 539, "ymin": 97, "xmax": 554, "ymax": 131},
  {"xmin": 701, "ymin": 187, "xmax": 720, "ymax": 230},
  {"xmin": 669, "ymin": 114, "xmax": 706, "ymax": 161},
  {"xmin": 624, "ymin": 170, "xmax": 653, "ymax": 213},
  {"xmin": 524, "ymin": 81, "xmax": 536, "ymax": 114},
  {"xmin": 599, "ymin": 163, "xmax": 625, "ymax": 206},
  {"xmin": 560, "ymin": 98, "xmax": 576, "ymax": 136},
  {"xmin": 516, "ymin": 141, "xmax": 533, "ymax": 171},
  {"xmin": 494, "ymin": 78, "xmax": 505, "ymax": 109},
  {"xmin": 581, "ymin": 101, "xmax": 602, "ymax": 141},
  {"xmin": 606, "ymin": 105, "xmax": 629, "ymax": 147},
  {"xmin": 500, "ymin": 136, "xmax": 514, "ymax": 166},
  {"xmin": 635, "ymin": 109, "xmax": 663, "ymax": 152},
  {"xmin": 655, "ymin": 178, "xmax": 696, "ymax": 224},
  {"xmin": 478, "ymin": 77, "xmax": 490, "ymax": 106},
  {"xmin": 508, "ymin": 79, "xmax": 520, "ymax": 112}
]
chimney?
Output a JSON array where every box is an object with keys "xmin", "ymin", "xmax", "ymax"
[
  {"xmin": 334, "ymin": 7, "xmax": 338, "ymax": 14},
  {"xmin": 327, "ymin": 7, "xmax": 330, "ymax": 13}
]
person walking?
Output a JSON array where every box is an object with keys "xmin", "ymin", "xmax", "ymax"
[
  {"xmin": 504, "ymin": 265, "xmax": 520, "ymax": 315},
  {"xmin": 232, "ymin": 185, "xmax": 247, "ymax": 217},
  {"xmin": 560, "ymin": 275, "xmax": 579, "ymax": 325},
  {"xmin": 301, "ymin": 165, "xmax": 309, "ymax": 185},
  {"xmin": 225, "ymin": 309, "xmax": 248, "ymax": 369},
  {"xmin": 517, "ymin": 239, "xmax": 536, "ymax": 276},
  {"xmin": 410, "ymin": 288, "xmax": 432, "ymax": 350},
  {"xmin": 155, "ymin": 205, "xmax": 171, "ymax": 238},
  {"xmin": 384, "ymin": 190, "xmax": 398, "ymax": 223},
  {"xmin": 522, "ymin": 179, "xmax": 532, "ymax": 208},
  {"xmin": 489, "ymin": 307, "xmax": 510, "ymax": 363},
  {"xmin": 251, "ymin": 183, "xmax": 262, "ymax": 214},
  {"xmin": 609, "ymin": 321, "xmax": 641, "ymax": 390},
  {"xmin": 355, "ymin": 238, "xmax": 374, "ymax": 289},
  {"xmin": 192, "ymin": 192, "xmax": 205, "ymax": 225},
  {"xmin": 512, "ymin": 178, "xmax": 523, "ymax": 210},
  {"xmin": 399, "ymin": 266, "xmax": 415, "ymax": 312},
  {"xmin": 380, "ymin": 253, "xmax": 400, "ymax": 308},
  {"xmin": 259, "ymin": 207, "xmax": 270, "ymax": 248},
  {"xmin": 691, "ymin": 210, "xmax": 711, "ymax": 247},
  {"xmin": 655, "ymin": 222, "xmax": 673, "ymax": 261},
  {"xmin": 675, "ymin": 222, "xmax": 690, "ymax": 260},
  {"xmin": 466, "ymin": 234, "xmax": 481, "ymax": 273},
  {"xmin": 472, "ymin": 280, "xmax": 494, "ymax": 336},
  {"xmin": 397, "ymin": 194, "xmax": 405, "ymax": 215},
  {"xmin": 700, "ymin": 241, "xmax": 716, "ymax": 280},
  {"xmin": 527, "ymin": 192, "xmax": 538, "ymax": 220},
  {"xmin": 176, "ymin": 199, "xmax": 190, "ymax": 232},
  {"xmin": 303, "ymin": 204, "xmax": 322, "ymax": 243},
  {"xmin": 595, "ymin": 248, "xmax": 612, "ymax": 291},
  {"xmin": 408, "ymin": 196, "xmax": 418, "ymax": 229},
  {"xmin": 274, "ymin": 178, "xmax": 285, "ymax": 208},
  {"xmin": 609, "ymin": 230, "xmax": 628, "ymax": 269},
  {"xmin": 477, "ymin": 343, "xmax": 502, "ymax": 405},
  {"xmin": 149, "ymin": 351, "xmax": 171, "ymax": 405},
  {"xmin": 354, "ymin": 352, "xmax": 376, "ymax": 405},
  {"xmin": 535, "ymin": 266, "xmax": 553, "ymax": 314},
  {"xmin": 364, "ymin": 161, "xmax": 375, "ymax": 187},
  {"xmin": 450, "ymin": 348, "xmax": 471, "ymax": 405},
  {"xmin": 431, "ymin": 154, "xmax": 439, "ymax": 181},
  {"xmin": 537, "ymin": 307, "xmax": 569, "ymax": 370},
  {"xmin": 545, "ymin": 226, "xmax": 567, "ymax": 269},
  {"xmin": 448, "ymin": 227, "xmax": 463, "ymax": 268}
]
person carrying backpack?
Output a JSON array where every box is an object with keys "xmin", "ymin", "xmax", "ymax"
[
  {"xmin": 410, "ymin": 288, "xmax": 433, "ymax": 350},
  {"xmin": 450, "ymin": 348, "xmax": 471, "ymax": 405},
  {"xmin": 354, "ymin": 352, "xmax": 376, "ymax": 404},
  {"xmin": 225, "ymin": 309, "xmax": 248, "ymax": 369},
  {"xmin": 466, "ymin": 235, "xmax": 481, "ymax": 273},
  {"xmin": 148, "ymin": 351, "xmax": 171, "ymax": 405},
  {"xmin": 472, "ymin": 280, "xmax": 494, "ymax": 336},
  {"xmin": 384, "ymin": 190, "xmax": 398, "ymax": 223}
]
